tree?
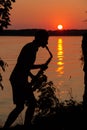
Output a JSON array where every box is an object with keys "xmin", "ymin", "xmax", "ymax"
[
  {"xmin": 0, "ymin": 58, "xmax": 8, "ymax": 90},
  {"xmin": 0, "ymin": 0, "xmax": 15, "ymax": 31}
]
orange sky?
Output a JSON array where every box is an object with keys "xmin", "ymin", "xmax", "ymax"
[{"xmin": 8, "ymin": 0, "xmax": 87, "ymax": 30}]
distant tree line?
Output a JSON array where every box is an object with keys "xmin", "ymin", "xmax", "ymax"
[
  {"xmin": 0, "ymin": 29, "xmax": 87, "ymax": 36},
  {"xmin": 0, "ymin": 0, "xmax": 15, "ymax": 31}
]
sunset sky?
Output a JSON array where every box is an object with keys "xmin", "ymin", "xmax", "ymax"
[{"xmin": 8, "ymin": 0, "xmax": 87, "ymax": 30}]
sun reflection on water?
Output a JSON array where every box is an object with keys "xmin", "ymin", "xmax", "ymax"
[
  {"xmin": 56, "ymin": 38, "xmax": 68, "ymax": 101},
  {"xmin": 57, "ymin": 38, "xmax": 64, "ymax": 75}
]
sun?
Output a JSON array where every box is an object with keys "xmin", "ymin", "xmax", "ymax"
[{"xmin": 57, "ymin": 24, "xmax": 63, "ymax": 30}]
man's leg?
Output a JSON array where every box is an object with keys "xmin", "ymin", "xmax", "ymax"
[
  {"xmin": 3, "ymin": 104, "xmax": 24, "ymax": 128},
  {"xmin": 24, "ymin": 93, "xmax": 36, "ymax": 128}
]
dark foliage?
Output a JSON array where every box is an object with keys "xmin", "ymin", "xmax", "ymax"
[
  {"xmin": 0, "ymin": 58, "xmax": 7, "ymax": 90},
  {"xmin": 0, "ymin": 0, "xmax": 15, "ymax": 31}
]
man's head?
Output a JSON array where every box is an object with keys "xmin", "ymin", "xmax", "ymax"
[{"xmin": 35, "ymin": 29, "xmax": 49, "ymax": 47}]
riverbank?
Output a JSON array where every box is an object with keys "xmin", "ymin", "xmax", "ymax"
[{"xmin": 0, "ymin": 102, "xmax": 87, "ymax": 130}]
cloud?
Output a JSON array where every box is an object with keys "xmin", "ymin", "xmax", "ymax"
[
  {"xmin": 82, "ymin": 19, "xmax": 87, "ymax": 22},
  {"xmin": 85, "ymin": 11, "xmax": 87, "ymax": 13}
]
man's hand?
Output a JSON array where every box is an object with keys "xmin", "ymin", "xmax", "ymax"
[{"xmin": 41, "ymin": 64, "xmax": 48, "ymax": 70}]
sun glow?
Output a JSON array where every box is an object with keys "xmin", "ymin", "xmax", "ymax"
[{"xmin": 57, "ymin": 24, "xmax": 63, "ymax": 30}]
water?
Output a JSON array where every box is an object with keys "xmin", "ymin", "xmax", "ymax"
[{"xmin": 0, "ymin": 36, "xmax": 84, "ymax": 124}]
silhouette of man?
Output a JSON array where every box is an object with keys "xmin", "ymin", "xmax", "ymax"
[
  {"xmin": 81, "ymin": 33, "xmax": 87, "ymax": 109},
  {"xmin": 4, "ymin": 29, "xmax": 49, "ymax": 128}
]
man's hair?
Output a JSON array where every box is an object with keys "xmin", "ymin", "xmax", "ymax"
[{"xmin": 35, "ymin": 29, "xmax": 49, "ymax": 40}]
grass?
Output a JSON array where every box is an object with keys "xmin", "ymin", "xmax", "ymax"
[
  {"xmin": 31, "ymin": 100, "xmax": 86, "ymax": 130},
  {"xmin": 0, "ymin": 68, "xmax": 87, "ymax": 130},
  {"xmin": 1, "ymin": 99, "xmax": 87, "ymax": 130}
]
